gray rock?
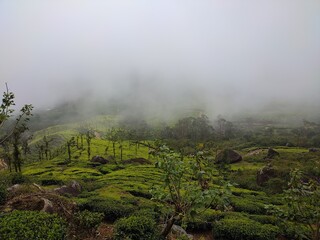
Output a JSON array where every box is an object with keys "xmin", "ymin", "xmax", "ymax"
[
  {"xmin": 309, "ymin": 148, "xmax": 319, "ymax": 152},
  {"xmin": 216, "ymin": 149, "xmax": 242, "ymax": 164},
  {"xmin": 257, "ymin": 163, "xmax": 276, "ymax": 186},
  {"xmin": 266, "ymin": 148, "xmax": 279, "ymax": 159},
  {"xmin": 7, "ymin": 184, "xmax": 22, "ymax": 192},
  {"xmin": 41, "ymin": 198, "xmax": 54, "ymax": 213},
  {"xmin": 91, "ymin": 155, "xmax": 109, "ymax": 164},
  {"xmin": 171, "ymin": 225, "xmax": 193, "ymax": 239},
  {"xmin": 54, "ymin": 180, "xmax": 82, "ymax": 197}
]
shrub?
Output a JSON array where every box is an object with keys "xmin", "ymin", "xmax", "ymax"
[
  {"xmin": 0, "ymin": 184, "xmax": 7, "ymax": 205},
  {"xmin": 230, "ymin": 197, "xmax": 266, "ymax": 214},
  {"xmin": 248, "ymin": 214, "xmax": 278, "ymax": 225},
  {"xmin": 0, "ymin": 210, "xmax": 67, "ymax": 240},
  {"xmin": 41, "ymin": 179, "xmax": 64, "ymax": 186},
  {"xmin": 279, "ymin": 221, "xmax": 309, "ymax": 240},
  {"xmin": 114, "ymin": 215, "xmax": 158, "ymax": 240},
  {"xmin": 213, "ymin": 217, "xmax": 279, "ymax": 240},
  {"xmin": 264, "ymin": 177, "xmax": 286, "ymax": 194},
  {"xmin": 74, "ymin": 210, "xmax": 103, "ymax": 229},
  {"xmin": 11, "ymin": 173, "xmax": 28, "ymax": 184},
  {"xmin": 184, "ymin": 210, "xmax": 220, "ymax": 231},
  {"xmin": 79, "ymin": 198, "xmax": 135, "ymax": 221}
]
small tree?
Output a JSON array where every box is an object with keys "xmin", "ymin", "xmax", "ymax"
[
  {"xmin": 106, "ymin": 128, "xmax": 119, "ymax": 159},
  {"xmin": 266, "ymin": 169, "xmax": 320, "ymax": 240},
  {"xmin": 0, "ymin": 84, "xmax": 33, "ymax": 172},
  {"xmin": 66, "ymin": 137, "xmax": 76, "ymax": 163},
  {"xmin": 150, "ymin": 146, "xmax": 231, "ymax": 238},
  {"xmin": 86, "ymin": 130, "xmax": 94, "ymax": 161}
]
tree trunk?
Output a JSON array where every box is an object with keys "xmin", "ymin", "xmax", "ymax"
[
  {"xmin": 120, "ymin": 145, "xmax": 123, "ymax": 161},
  {"xmin": 161, "ymin": 216, "xmax": 175, "ymax": 238},
  {"xmin": 160, "ymin": 215, "xmax": 181, "ymax": 239}
]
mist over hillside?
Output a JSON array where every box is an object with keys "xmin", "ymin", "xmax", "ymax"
[{"xmin": 0, "ymin": 0, "xmax": 319, "ymax": 124}]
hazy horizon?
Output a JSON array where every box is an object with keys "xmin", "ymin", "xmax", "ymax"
[{"xmin": 0, "ymin": 0, "xmax": 319, "ymax": 121}]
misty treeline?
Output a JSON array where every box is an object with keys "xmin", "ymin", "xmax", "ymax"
[{"xmin": 30, "ymin": 113, "xmax": 320, "ymax": 165}]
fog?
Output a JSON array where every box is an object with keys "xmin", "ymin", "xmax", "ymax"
[{"xmin": 0, "ymin": 0, "xmax": 319, "ymax": 121}]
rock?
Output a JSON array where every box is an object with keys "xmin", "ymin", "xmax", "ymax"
[
  {"xmin": 215, "ymin": 149, "xmax": 242, "ymax": 164},
  {"xmin": 309, "ymin": 148, "xmax": 319, "ymax": 152},
  {"xmin": 91, "ymin": 155, "xmax": 109, "ymax": 164},
  {"xmin": 54, "ymin": 180, "xmax": 82, "ymax": 197},
  {"xmin": 7, "ymin": 184, "xmax": 22, "ymax": 192},
  {"xmin": 257, "ymin": 163, "xmax": 276, "ymax": 186},
  {"xmin": 266, "ymin": 148, "xmax": 279, "ymax": 159},
  {"xmin": 286, "ymin": 142, "xmax": 293, "ymax": 147},
  {"xmin": 171, "ymin": 225, "xmax": 193, "ymax": 239},
  {"xmin": 41, "ymin": 198, "xmax": 54, "ymax": 213},
  {"xmin": 4, "ymin": 193, "xmax": 77, "ymax": 218}
]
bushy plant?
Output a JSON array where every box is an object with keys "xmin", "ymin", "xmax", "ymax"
[
  {"xmin": 213, "ymin": 217, "xmax": 279, "ymax": 240},
  {"xmin": 0, "ymin": 210, "xmax": 67, "ymax": 240},
  {"xmin": 11, "ymin": 172, "xmax": 28, "ymax": 184},
  {"xmin": 74, "ymin": 210, "xmax": 103, "ymax": 229},
  {"xmin": 79, "ymin": 198, "xmax": 135, "ymax": 221},
  {"xmin": 230, "ymin": 197, "xmax": 266, "ymax": 214},
  {"xmin": 114, "ymin": 215, "xmax": 158, "ymax": 240},
  {"xmin": 0, "ymin": 184, "xmax": 7, "ymax": 205},
  {"xmin": 248, "ymin": 214, "xmax": 278, "ymax": 225}
]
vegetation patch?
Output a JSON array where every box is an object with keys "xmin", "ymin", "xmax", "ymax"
[{"xmin": 0, "ymin": 210, "xmax": 67, "ymax": 240}]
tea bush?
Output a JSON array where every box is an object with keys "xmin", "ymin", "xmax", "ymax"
[
  {"xmin": 79, "ymin": 198, "xmax": 135, "ymax": 221},
  {"xmin": 230, "ymin": 197, "xmax": 266, "ymax": 214},
  {"xmin": 114, "ymin": 215, "xmax": 158, "ymax": 240},
  {"xmin": 0, "ymin": 184, "xmax": 7, "ymax": 205},
  {"xmin": 74, "ymin": 210, "xmax": 103, "ymax": 229},
  {"xmin": 213, "ymin": 216, "xmax": 279, "ymax": 240},
  {"xmin": 0, "ymin": 210, "xmax": 67, "ymax": 240}
]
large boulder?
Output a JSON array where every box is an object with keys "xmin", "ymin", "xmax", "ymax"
[
  {"xmin": 4, "ymin": 193, "xmax": 76, "ymax": 218},
  {"xmin": 309, "ymin": 148, "xmax": 319, "ymax": 152},
  {"xmin": 257, "ymin": 163, "xmax": 276, "ymax": 186},
  {"xmin": 215, "ymin": 149, "xmax": 242, "ymax": 164},
  {"xmin": 91, "ymin": 155, "xmax": 109, "ymax": 164},
  {"xmin": 266, "ymin": 148, "xmax": 279, "ymax": 159},
  {"xmin": 171, "ymin": 225, "xmax": 193, "ymax": 239},
  {"xmin": 54, "ymin": 180, "xmax": 82, "ymax": 197}
]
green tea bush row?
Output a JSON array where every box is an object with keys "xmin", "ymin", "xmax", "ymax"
[
  {"xmin": 230, "ymin": 197, "xmax": 266, "ymax": 214},
  {"xmin": 0, "ymin": 210, "xmax": 67, "ymax": 240},
  {"xmin": 213, "ymin": 217, "xmax": 279, "ymax": 240},
  {"xmin": 114, "ymin": 215, "xmax": 158, "ymax": 240},
  {"xmin": 79, "ymin": 198, "xmax": 135, "ymax": 221},
  {"xmin": 74, "ymin": 210, "xmax": 103, "ymax": 229}
]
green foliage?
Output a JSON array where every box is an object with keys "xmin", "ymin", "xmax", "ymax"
[
  {"xmin": 0, "ymin": 210, "xmax": 67, "ymax": 240},
  {"xmin": 230, "ymin": 197, "xmax": 266, "ymax": 214},
  {"xmin": 213, "ymin": 216, "xmax": 279, "ymax": 240},
  {"xmin": 74, "ymin": 210, "xmax": 103, "ymax": 229},
  {"xmin": 230, "ymin": 170, "xmax": 262, "ymax": 191},
  {"xmin": 114, "ymin": 215, "xmax": 158, "ymax": 240},
  {"xmin": 266, "ymin": 169, "xmax": 320, "ymax": 240},
  {"xmin": 248, "ymin": 214, "xmax": 278, "ymax": 225},
  {"xmin": 0, "ymin": 184, "xmax": 7, "ymax": 205},
  {"xmin": 10, "ymin": 172, "xmax": 28, "ymax": 184},
  {"xmin": 79, "ymin": 198, "xmax": 135, "ymax": 221}
]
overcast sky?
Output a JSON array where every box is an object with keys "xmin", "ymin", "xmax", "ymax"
[{"xmin": 0, "ymin": 0, "xmax": 319, "ymax": 118}]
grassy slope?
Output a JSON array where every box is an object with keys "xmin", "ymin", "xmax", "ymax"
[{"xmin": 16, "ymin": 121, "xmax": 319, "ymax": 239}]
